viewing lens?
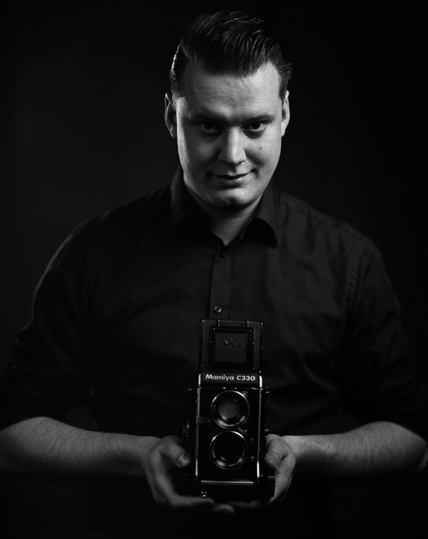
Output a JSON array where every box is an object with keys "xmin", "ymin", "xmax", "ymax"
[
  {"xmin": 218, "ymin": 397, "xmax": 240, "ymax": 420},
  {"xmin": 211, "ymin": 391, "xmax": 249, "ymax": 428}
]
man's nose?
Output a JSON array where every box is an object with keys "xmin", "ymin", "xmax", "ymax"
[{"xmin": 218, "ymin": 129, "xmax": 246, "ymax": 165}]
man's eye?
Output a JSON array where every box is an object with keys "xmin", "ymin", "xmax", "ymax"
[
  {"xmin": 245, "ymin": 122, "xmax": 267, "ymax": 133},
  {"xmin": 198, "ymin": 122, "xmax": 222, "ymax": 134}
]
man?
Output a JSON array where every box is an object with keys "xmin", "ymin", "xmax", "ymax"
[{"xmin": 0, "ymin": 10, "xmax": 427, "ymax": 539}]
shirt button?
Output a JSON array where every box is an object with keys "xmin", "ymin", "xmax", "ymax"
[
  {"xmin": 220, "ymin": 250, "xmax": 227, "ymax": 258},
  {"xmin": 214, "ymin": 306, "xmax": 222, "ymax": 314}
]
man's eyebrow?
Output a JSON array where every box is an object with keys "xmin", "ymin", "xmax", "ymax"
[{"xmin": 189, "ymin": 111, "xmax": 276, "ymax": 125}]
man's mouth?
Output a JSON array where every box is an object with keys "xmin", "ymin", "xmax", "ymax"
[{"xmin": 213, "ymin": 172, "xmax": 249, "ymax": 181}]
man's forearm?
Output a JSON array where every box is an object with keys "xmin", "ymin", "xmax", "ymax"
[
  {"xmin": 0, "ymin": 416, "xmax": 159, "ymax": 484},
  {"xmin": 283, "ymin": 421, "xmax": 428, "ymax": 482},
  {"xmin": 0, "ymin": 418, "xmax": 222, "ymax": 514}
]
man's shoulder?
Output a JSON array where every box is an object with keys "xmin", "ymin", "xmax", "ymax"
[
  {"xmin": 54, "ymin": 185, "xmax": 171, "ymax": 271},
  {"xmin": 276, "ymin": 189, "xmax": 370, "ymax": 247},
  {"xmin": 75, "ymin": 185, "xmax": 170, "ymax": 242},
  {"xmin": 271, "ymin": 188, "xmax": 383, "ymax": 272},
  {"xmin": 94, "ymin": 185, "xmax": 169, "ymax": 232}
]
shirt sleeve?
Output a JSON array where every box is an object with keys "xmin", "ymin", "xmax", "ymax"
[
  {"xmin": 337, "ymin": 237, "xmax": 428, "ymax": 440},
  {"xmin": 0, "ymin": 223, "xmax": 93, "ymax": 430}
]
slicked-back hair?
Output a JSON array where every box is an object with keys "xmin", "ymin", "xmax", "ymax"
[{"xmin": 169, "ymin": 10, "xmax": 292, "ymax": 102}]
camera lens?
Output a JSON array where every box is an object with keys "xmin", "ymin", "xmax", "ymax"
[
  {"xmin": 210, "ymin": 430, "xmax": 249, "ymax": 469},
  {"xmin": 211, "ymin": 390, "xmax": 249, "ymax": 428}
]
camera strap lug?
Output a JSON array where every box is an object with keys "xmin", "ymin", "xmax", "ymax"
[{"xmin": 196, "ymin": 416, "xmax": 211, "ymax": 424}]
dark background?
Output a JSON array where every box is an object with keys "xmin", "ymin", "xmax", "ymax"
[{"xmin": 1, "ymin": 1, "xmax": 427, "ymax": 537}]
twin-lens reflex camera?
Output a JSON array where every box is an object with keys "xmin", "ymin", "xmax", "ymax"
[{"xmin": 178, "ymin": 319, "xmax": 275, "ymax": 502}]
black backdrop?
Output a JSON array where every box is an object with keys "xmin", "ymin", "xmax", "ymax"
[{"xmin": 1, "ymin": 1, "xmax": 427, "ymax": 537}]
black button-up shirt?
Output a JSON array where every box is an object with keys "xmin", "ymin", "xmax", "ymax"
[
  {"xmin": 1, "ymin": 170, "xmax": 427, "ymax": 537},
  {"xmin": 1, "ymin": 170, "xmax": 426, "ymax": 439}
]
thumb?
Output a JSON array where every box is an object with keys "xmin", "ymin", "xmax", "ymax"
[
  {"xmin": 265, "ymin": 434, "xmax": 296, "ymax": 502},
  {"xmin": 161, "ymin": 435, "xmax": 191, "ymax": 468}
]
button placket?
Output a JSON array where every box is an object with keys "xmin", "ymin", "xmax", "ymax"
[{"xmin": 209, "ymin": 247, "xmax": 231, "ymax": 319}]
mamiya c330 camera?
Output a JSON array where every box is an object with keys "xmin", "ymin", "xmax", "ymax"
[{"xmin": 178, "ymin": 319, "xmax": 275, "ymax": 502}]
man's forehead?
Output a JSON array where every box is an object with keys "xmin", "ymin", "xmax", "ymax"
[{"xmin": 177, "ymin": 61, "xmax": 283, "ymax": 114}]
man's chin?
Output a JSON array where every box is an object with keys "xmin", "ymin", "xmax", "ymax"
[
  {"xmin": 185, "ymin": 182, "xmax": 262, "ymax": 216},
  {"xmin": 207, "ymin": 191, "xmax": 262, "ymax": 215}
]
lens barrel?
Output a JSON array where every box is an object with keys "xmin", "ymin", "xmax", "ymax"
[
  {"xmin": 209, "ymin": 430, "xmax": 249, "ymax": 469},
  {"xmin": 211, "ymin": 390, "xmax": 250, "ymax": 428}
]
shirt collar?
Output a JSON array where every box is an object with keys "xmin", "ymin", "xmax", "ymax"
[
  {"xmin": 169, "ymin": 168, "xmax": 281, "ymax": 245},
  {"xmin": 251, "ymin": 180, "xmax": 281, "ymax": 245},
  {"xmin": 170, "ymin": 168, "xmax": 202, "ymax": 230}
]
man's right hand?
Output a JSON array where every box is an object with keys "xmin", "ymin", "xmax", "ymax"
[{"xmin": 144, "ymin": 435, "xmax": 235, "ymax": 515}]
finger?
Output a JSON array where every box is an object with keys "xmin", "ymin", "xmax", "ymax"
[
  {"xmin": 149, "ymin": 438, "xmax": 216, "ymax": 512},
  {"xmin": 273, "ymin": 455, "xmax": 295, "ymax": 501},
  {"xmin": 228, "ymin": 498, "xmax": 268, "ymax": 511},
  {"xmin": 148, "ymin": 437, "xmax": 235, "ymax": 513},
  {"xmin": 166, "ymin": 493, "xmax": 218, "ymax": 512},
  {"xmin": 264, "ymin": 435, "xmax": 295, "ymax": 503},
  {"xmin": 158, "ymin": 435, "xmax": 191, "ymax": 468},
  {"xmin": 264, "ymin": 433, "xmax": 288, "ymax": 470},
  {"xmin": 206, "ymin": 503, "xmax": 235, "ymax": 516},
  {"xmin": 273, "ymin": 454, "xmax": 294, "ymax": 503},
  {"xmin": 148, "ymin": 436, "xmax": 189, "ymax": 501},
  {"xmin": 152, "ymin": 464, "xmax": 216, "ymax": 512},
  {"xmin": 225, "ymin": 436, "xmax": 295, "ymax": 511}
]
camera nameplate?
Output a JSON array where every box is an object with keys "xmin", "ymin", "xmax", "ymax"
[{"xmin": 201, "ymin": 371, "xmax": 260, "ymax": 386}]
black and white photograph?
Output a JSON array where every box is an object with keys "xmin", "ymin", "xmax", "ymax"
[{"xmin": 1, "ymin": 2, "xmax": 427, "ymax": 538}]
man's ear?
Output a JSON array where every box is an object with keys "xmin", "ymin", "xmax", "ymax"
[
  {"xmin": 281, "ymin": 90, "xmax": 290, "ymax": 137},
  {"xmin": 164, "ymin": 93, "xmax": 177, "ymax": 139}
]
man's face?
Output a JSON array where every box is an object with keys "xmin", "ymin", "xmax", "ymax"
[{"xmin": 165, "ymin": 62, "xmax": 290, "ymax": 214}]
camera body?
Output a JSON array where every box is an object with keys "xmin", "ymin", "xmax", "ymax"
[{"xmin": 179, "ymin": 319, "xmax": 275, "ymax": 502}]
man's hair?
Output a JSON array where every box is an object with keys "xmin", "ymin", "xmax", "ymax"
[{"xmin": 169, "ymin": 10, "xmax": 292, "ymax": 101}]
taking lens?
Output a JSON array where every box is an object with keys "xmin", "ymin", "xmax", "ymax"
[{"xmin": 210, "ymin": 430, "xmax": 249, "ymax": 469}]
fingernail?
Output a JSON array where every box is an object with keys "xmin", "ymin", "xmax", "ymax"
[
  {"xmin": 178, "ymin": 454, "xmax": 190, "ymax": 467},
  {"xmin": 266, "ymin": 456, "xmax": 278, "ymax": 469},
  {"xmin": 218, "ymin": 507, "xmax": 234, "ymax": 516}
]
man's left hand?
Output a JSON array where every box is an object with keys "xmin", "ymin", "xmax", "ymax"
[{"xmin": 228, "ymin": 433, "xmax": 296, "ymax": 511}]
